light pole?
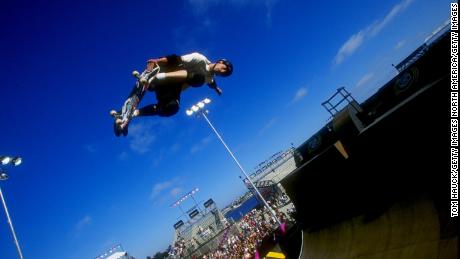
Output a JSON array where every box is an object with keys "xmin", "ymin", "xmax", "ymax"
[
  {"xmin": 171, "ymin": 188, "xmax": 202, "ymax": 217},
  {"xmin": 186, "ymin": 98, "xmax": 281, "ymax": 226},
  {"xmin": 0, "ymin": 156, "xmax": 24, "ymax": 259}
]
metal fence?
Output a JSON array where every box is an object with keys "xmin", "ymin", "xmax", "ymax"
[{"xmin": 182, "ymin": 223, "xmax": 242, "ymax": 258}]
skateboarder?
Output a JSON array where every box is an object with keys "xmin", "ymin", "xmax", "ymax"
[{"xmin": 111, "ymin": 52, "xmax": 233, "ymax": 134}]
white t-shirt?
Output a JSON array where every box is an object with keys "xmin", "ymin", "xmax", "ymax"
[{"xmin": 180, "ymin": 52, "xmax": 214, "ymax": 84}]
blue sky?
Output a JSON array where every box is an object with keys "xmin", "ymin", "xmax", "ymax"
[{"xmin": 0, "ymin": 0, "xmax": 451, "ymax": 258}]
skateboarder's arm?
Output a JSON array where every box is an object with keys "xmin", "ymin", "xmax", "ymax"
[
  {"xmin": 208, "ymin": 80, "xmax": 222, "ymax": 95},
  {"xmin": 147, "ymin": 54, "xmax": 182, "ymax": 67},
  {"xmin": 147, "ymin": 57, "xmax": 167, "ymax": 65}
]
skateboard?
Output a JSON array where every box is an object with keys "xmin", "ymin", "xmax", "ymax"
[{"xmin": 112, "ymin": 65, "xmax": 160, "ymax": 136}]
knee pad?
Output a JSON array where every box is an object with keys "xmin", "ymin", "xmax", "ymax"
[
  {"xmin": 158, "ymin": 100, "xmax": 180, "ymax": 117},
  {"xmin": 187, "ymin": 72, "xmax": 205, "ymax": 87}
]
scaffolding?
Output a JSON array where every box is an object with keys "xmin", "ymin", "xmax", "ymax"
[{"xmin": 321, "ymin": 87, "xmax": 361, "ymax": 117}]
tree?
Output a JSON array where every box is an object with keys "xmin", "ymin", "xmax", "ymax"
[{"xmin": 152, "ymin": 251, "xmax": 168, "ymax": 259}]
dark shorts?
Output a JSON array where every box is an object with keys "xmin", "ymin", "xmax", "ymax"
[{"xmin": 154, "ymin": 83, "xmax": 182, "ymax": 117}]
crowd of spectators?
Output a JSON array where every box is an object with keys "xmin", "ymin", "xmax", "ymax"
[
  {"xmin": 167, "ymin": 193, "xmax": 295, "ymax": 258},
  {"xmin": 168, "ymin": 236, "xmax": 187, "ymax": 258},
  {"xmin": 200, "ymin": 204, "xmax": 292, "ymax": 258}
]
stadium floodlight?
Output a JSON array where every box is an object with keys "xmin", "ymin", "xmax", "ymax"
[
  {"xmin": 12, "ymin": 157, "xmax": 22, "ymax": 166},
  {"xmin": 0, "ymin": 170, "xmax": 8, "ymax": 181},
  {"xmin": 186, "ymin": 98, "xmax": 282, "ymax": 226},
  {"xmin": 187, "ymin": 98, "xmax": 212, "ymax": 117},
  {"xmin": 0, "ymin": 155, "xmax": 24, "ymax": 259},
  {"xmin": 1, "ymin": 156, "xmax": 12, "ymax": 165},
  {"xmin": 186, "ymin": 98, "xmax": 211, "ymax": 117},
  {"xmin": 1, "ymin": 156, "xmax": 22, "ymax": 166}
]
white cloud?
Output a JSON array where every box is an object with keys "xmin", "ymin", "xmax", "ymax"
[
  {"xmin": 71, "ymin": 215, "xmax": 93, "ymax": 239},
  {"xmin": 334, "ymin": 30, "xmax": 366, "ymax": 65},
  {"xmin": 354, "ymin": 73, "xmax": 375, "ymax": 90},
  {"xmin": 424, "ymin": 19, "xmax": 450, "ymax": 43},
  {"xmin": 128, "ymin": 121, "xmax": 156, "ymax": 154},
  {"xmin": 394, "ymin": 40, "xmax": 406, "ymax": 50},
  {"xmin": 257, "ymin": 117, "xmax": 278, "ymax": 136},
  {"xmin": 369, "ymin": 0, "xmax": 414, "ymax": 37},
  {"xmin": 150, "ymin": 177, "xmax": 181, "ymax": 200},
  {"xmin": 333, "ymin": 0, "xmax": 414, "ymax": 65},
  {"xmin": 291, "ymin": 87, "xmax": 308, "ymax": 104},
  {"xmin": 75, "ymin": 215, "xmax": 92, "ymax": 231},
  {"xmin": 190, "ymin": 136, "xmax": 213, "ymax": 155},
  {"xmin": 170, "ymin": 187, "xmax": 183, "ymax": 197},
  {"xmin": 151, "ymin": 181, "xmax": 172, "ymax": 199}
]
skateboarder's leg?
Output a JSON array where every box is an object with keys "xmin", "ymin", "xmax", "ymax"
[
  {"xmin": 137, "ymin": 104, "xmax": 160, "ymax": 117},
  {"xmin": 151, "ymin": 70, "xmax": 188, "ymax": 86},
  {"xmin": 136, "ymin": 100, "xmax": 179, "ymax": 118},
  {"xmin": 157, "ymin": 100, "xmax": 180, "ymax": 117}
]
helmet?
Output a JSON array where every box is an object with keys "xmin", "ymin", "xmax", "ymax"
[{"xmin": 216, "ymin": 59, "xmax": 233, "ymax": 77}]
